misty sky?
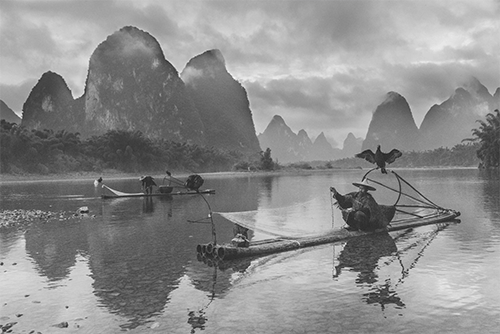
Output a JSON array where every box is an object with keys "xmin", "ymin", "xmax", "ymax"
[{"xmin": 1, "ymin": 0, "xmax": 498, "ymax": 147}]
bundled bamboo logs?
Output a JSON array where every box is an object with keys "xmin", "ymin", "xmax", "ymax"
[{"xmin": 196, "ymin": 210, "xmax": 460, "ymax": 261}]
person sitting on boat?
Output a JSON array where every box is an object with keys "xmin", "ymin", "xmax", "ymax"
[
  {"xmin": 330, "ymin": 179, "xmax": 395, "ymax": 232},
  {"xmin": 140, "ymin": 175, "xmax": 157, "ymax": 194}
]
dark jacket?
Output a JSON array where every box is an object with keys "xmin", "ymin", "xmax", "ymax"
[
  {"xmin": 141, "ymin": 176, "xmax": 157, "ymax": 188},
  {"xmin": 334, "ymin": 191, "xmax": 393, "ymax": 230}
]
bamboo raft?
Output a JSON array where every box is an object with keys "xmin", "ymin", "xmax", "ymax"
[
  {"xmin": 196, "ymin": 209, "xmax": 460, "ymax": 261},
  {"xmin": 101, "ymin": 184, "xmax": 215, "ymax": 199}
]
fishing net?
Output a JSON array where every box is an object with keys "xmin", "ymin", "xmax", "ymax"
[
  {"xmin": 102, "ymin": 185, "xmax": 143, "ymax": 197},
  {"xmin": 215, "ymin": 197, "xmax": 334, "ymax": 239}
]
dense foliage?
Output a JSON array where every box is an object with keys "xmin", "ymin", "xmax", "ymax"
[
  {"xmin": 0, "ymin": 117, "xmax": 490, "ymax": 175},
  {"xmin": 260, "ymin": 148, "xmax": 275, "ymax": 171},
  {"xmin": 463, "ymin": 109, "xmax": 499, "ymax": 169},
  {"xmin": 0, "ymin": 122, "xmax": 243, "ymax": 174}
]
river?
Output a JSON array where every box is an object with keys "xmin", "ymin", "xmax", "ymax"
[{"xmin": 0, "ymin": 168, "xmax": 499, "ymax": 333}]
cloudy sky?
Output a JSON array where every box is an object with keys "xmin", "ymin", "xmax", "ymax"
[{"xmin": 1, "ymin": 0, "xmax": 498, "ymax": 147}]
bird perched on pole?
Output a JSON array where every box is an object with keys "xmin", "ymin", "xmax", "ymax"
[{"xmin": 355, "ymin": 145, "xmax": 402, "ymax": 174}]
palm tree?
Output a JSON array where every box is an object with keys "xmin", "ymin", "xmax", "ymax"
[{"xmin": 464, "ymin": 109, "xmax": 499, "ymax": 169}]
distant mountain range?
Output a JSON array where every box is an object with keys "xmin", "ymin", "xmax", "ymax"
[
  {"xmin": 419, "ymin": 77, "xmax": 500, "ymax": 149},
  {"xmin": 1, "ymin": 26, "xmax": 498, "ymax": 162},
  {"xmin": 365, "ymin": 77, "xmax": 499, "ymax": 152},
  {"xmin": 257, "ymin": 115, "xmax": 353, "ymax": 163},
  {"xmin": 259, "ymin": 77, "xmax": 499, "ymax": 162}
]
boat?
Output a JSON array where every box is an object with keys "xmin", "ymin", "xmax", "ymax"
[
  {"xmin": 196, "ymin": 169, "xmax": 461, "ymax": 261},
  {"xmin": 197, "ymin": 209, "xmax": 460, "ymax": 261},
  {"xmin": 101, "ymin": 184, "xmax": 215, "ymax": 199}
]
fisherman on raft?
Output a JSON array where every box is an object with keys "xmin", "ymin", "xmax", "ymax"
[
  {"xmin": 140, "ymin": 175, "xmax": 157, "ymax": 194},
  {"xmin": 330, "ymin": 179, "xmax": 395, "ymax": 232}
]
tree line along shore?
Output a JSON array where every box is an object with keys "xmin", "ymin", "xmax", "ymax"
[{"xmin": 1, "ymin": 109, "xmax": 498, "ymax": 177}]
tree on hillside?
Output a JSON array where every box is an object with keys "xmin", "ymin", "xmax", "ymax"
[
  {"xmin": 463, "ymin": 109, "xmax": 499, "ymax": 169},
  {"xmin": 260, "ymin": 148, "xmax": 274, "ymax": 170}
]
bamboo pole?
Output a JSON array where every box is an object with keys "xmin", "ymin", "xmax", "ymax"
[{"xmin": 200, "ymin": 210, "xmax": 460, "ymax": 261}]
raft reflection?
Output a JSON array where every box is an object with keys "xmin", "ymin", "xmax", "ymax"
[
  {"xmin": 334, "ymin": 223, "xmax": 452, "ymax": 311},
  {"xmin": 190, "ymin": 223, "xmax": 454, "ymax": 317}
]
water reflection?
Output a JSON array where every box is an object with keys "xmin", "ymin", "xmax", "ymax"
[
  {"xmin": 185, "ymin": 254, "xmax": 254, "ymax": 333},
  {"xmin": 334, "ymin": 232, "xmax": 405, "ymax": 311},
  {"xmin": 2, "ymin": 170, "xmax": 497, "ymax": 333},
  {"xmin": 25, "ymin": 220, "xmax": 88, "ymax": 282},
  {"xmin": 87, "ymin": 224, "xmax": 182, "ymax": 330},
  {"xmin": 191, "ymin": 223, "xmax": 454, "ymax": 317},
  {"xmin": 187, "ymin": 266, "xmax": 216, "ymax": 333},
  {"xmin": 333, "ymin": 223, "xmax": 453, "ymax": 312},
  {"xmin": 142, "ymin": 197, "xmax": 155, "ymax": 213},
  {"xmin": 363, "ymin": 280, "xmax": 405, "ymax": 310},
  {"xmin": 19, "ymin": 188, "xmax": 231, "ymax": 330},
  {"xmin": 188, "ymin": 253, "xmax": 252, "ymax": 300},
  {"xmin": 480, "ymin": 170, "xmax": 500, "ymax": 222},
  {"xmin": 335, "ymin": 232, "xmax": 397, "ymax": 284},
  {"xmin": 87, "ymin": 193, "xmax": 234, "ymax": 330},
  {"xmin": 261, "ymin": 176, "xmax": 274, "ymax": 196}
]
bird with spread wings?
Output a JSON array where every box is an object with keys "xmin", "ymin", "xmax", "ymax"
[{"xmin": 355, "ymin": 145, "xmax": 402, "ymax": 174}]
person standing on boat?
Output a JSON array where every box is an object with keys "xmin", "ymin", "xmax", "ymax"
[
  {"xmin": 94, "ymin": 177, "xmax": 103, "ymax": 187},
  {"xmin": 140, "ymin": 175, "xmax": 157, "ymax": 194},
  {"xmin": 330, "ymin": 179, "xmax": 394, "ymax": 231}
]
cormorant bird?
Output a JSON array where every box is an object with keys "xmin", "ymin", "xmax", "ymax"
[{"xmin": 355, "ymin": 145, "xmax": 402, "ymax": 174}]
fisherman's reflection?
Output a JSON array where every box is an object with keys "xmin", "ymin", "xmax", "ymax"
[
  {"xmin": 334, "ymin": 232, "xmax": 405, "ymax": 309},
  {"xmin": 142, "ymin": 197, "xmax": 154, "ymax": 213},
  {"xmin": 335, "ymin": 233, "xmax": 396, "ymax": 281}
]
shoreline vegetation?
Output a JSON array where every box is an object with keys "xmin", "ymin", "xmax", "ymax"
[
  {"xmin": 1, "ymin": 106, "xmax": 497, "ymax": 251},
  {"xmin": 1, "ymin": 108, "xmax": 498, "ymax": 182},
  {"xmin": 0, "ymin": 165, "xmax": 482, "ymax": 184},
  {"xmin": 0, "ymin": 140, "xmax": 488, "ymax": 183}
]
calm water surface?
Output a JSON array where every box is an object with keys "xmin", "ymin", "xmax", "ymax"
[{"xmin": 1, "ymin": 169, "xmax": 499, "ymax": 333}]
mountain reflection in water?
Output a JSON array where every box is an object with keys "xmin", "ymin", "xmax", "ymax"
[{"xmin": 0, "ymin": 169, "xmax": 498, "ymax": 333}]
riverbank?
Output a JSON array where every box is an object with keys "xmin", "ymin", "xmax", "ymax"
[
  {"xmin": 0, "ymin": 166, "xmax": 481, "ymax": 184},
  {"xmin": 0, "ymin": 167, "xmax": 342, "ymax": 183},
  {"xmin": 0, "ymin": 209, "xmax": 59, "ymax": 229},
  {"xmin": 0, "ymin": 170, "xmax": 141, "ymax": 183}
]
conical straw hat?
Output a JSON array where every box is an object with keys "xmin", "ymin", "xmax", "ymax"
[{"xmin": 352, "ymin": 178, "xmax": 376, "ymax": 191}]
